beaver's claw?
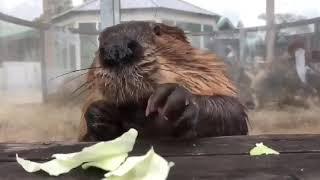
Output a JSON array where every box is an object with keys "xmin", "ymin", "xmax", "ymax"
[
  {"xmin": 146, "ymin": 83, "xmax": 199, "ymax": 138},
  {"xmin": 84, "ymin": 101, "xmax": 123, "ymax": 141}
]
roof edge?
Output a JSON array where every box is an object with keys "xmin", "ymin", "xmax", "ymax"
[
  {"xmin": 176, "ymin": 0, "xmax": 220, "ymax": 17},
  {"xmin": 52, "ymin": 0, "xmax": 221, "ymax": 21}
]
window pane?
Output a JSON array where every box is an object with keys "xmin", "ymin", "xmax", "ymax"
[
  {"xmin": 176, "ymin": 21, "xmax": 201, "ymax": 32},
  {"xmin": 204, "ymin": 25, "xmax": 213, "ymax": 32},
  {"xmin": 162, "ymin": 19, "xmax": 175, "ymax": 26},
  {"xmin": 79, "ymin": 23, "xmax": 98, "ymax": 32},
  {"xmin": 79, "ymin": 23, "xmax": 98, "ymax": 69}
]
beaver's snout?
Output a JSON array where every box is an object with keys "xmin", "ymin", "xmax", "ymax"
[{"xmin": 100, "ymin": 37, "xmax": 143, "ymax": 68}]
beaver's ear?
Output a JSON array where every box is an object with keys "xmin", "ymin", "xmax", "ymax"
[{"xmin": 152, "ymin": 23, "xmax": 189, "ymax": 43}]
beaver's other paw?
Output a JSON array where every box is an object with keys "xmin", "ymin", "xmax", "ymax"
[
  {"xmin": 84, "ymin": 101, "xmax": 123, "ymax": 141},
  {"xmin": 146, "ymin": 83, "xmax": 199, "ymax": 138}
]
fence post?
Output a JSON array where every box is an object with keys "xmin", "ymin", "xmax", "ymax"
[
  {"xmin": 40, "ymin": 29, "xmax": 48, "ymax": 103},
  {"xmin": 314, "ymin": 22, "xmax": 320, "ymax": 50},
  {"xmin": 100, "ymin": 0, "xmax": 121, "ymax": 29},
  {"xmin": 266, "ymin": 0, "xmax": 275, "ymax": 63},
  {"xmin": 239, "ymin": 28, "xmax": 246, "ymax": 64}
]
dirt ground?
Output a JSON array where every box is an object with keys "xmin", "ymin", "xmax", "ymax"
[
  {"xmin": 0, "ymin": 103, "xmax": 81, "ymax": 142},
  {"xmin": 249, "ymin": 106, "xmax": 320, "ymax": 135},
  {"xmin": 1, "ymin": 102, "xmax": 320, "ymax": 142}
]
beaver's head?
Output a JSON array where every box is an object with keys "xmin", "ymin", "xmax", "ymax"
[{"xmin": 89, "ymin": 21, "xmax": 236, "ymax": 105}]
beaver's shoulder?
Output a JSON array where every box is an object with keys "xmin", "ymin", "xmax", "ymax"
[{"xmin": 150, "ymin": 33, "xmax": 237, "ymax": 97}]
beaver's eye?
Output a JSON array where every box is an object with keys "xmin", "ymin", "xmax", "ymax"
[{"xmin": 153, "ymin": 25, "xmax": 161, "ymax": 36}]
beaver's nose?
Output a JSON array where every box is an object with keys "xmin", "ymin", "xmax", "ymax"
[{"xmin": 101, "ymin": 40, "xmax": 139, "ymax": 67}]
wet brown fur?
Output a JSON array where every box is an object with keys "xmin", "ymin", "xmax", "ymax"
[{"xmin": 78, "ymin": 21, "xmax": 241, "ymax": 141}]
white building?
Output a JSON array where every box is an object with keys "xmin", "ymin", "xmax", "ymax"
[
  {"xmin": 49, "ymin": 0, "xmax": 221, "ymax": 70},
  {"xmin": 52, "ymin": 0, "xmax": 220, "ymax": 32}
]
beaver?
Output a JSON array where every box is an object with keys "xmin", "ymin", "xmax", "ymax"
[{"xmin": 78, "ymin": 21, "xmax": 249, "ymax": 141}]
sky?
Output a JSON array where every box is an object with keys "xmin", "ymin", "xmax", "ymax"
[
  {"xmin": 1, "ymin": 0, "xmax": 320, "ymax": 27},
  {"xmin": 183, "ymin": 0, "xmax": 320, "ymax": 26}
]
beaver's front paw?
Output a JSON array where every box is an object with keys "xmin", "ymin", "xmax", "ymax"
[
  {"xmin": 146, "ymin": 83, "xmax": 199, "ymax": 138},
  {"xmin": 84, "ymin": 101, "xmax": 123, "ymax": 141}
]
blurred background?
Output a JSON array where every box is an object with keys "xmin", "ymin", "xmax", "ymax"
[{"xmin": 1, "ymin": 0, "xmax": 320, "ymax": 142}]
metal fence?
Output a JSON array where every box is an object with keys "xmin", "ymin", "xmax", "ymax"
[{"xmin": 1, "ymin": 11, "xmax": 320, "ymax": 108}]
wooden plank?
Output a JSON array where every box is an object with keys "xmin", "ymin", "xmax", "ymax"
[
  {"xmin": 1, "ymin": 153, "xmax": 320, "ymax": 180},
  {"xmin": 1, "ymin": 134, "xmax": 320, "ymax": 161},
  {"xmin": 244, "ymin": 17, "xmax": 320, "ymax": 32},
  {"xmin": 0, "ymin": 162, "xmax": 104, "ymax": 180},
  {"xmin": 1, "ymin": 135, "xmax": 320, "ymax": 179},
  {"xmin": 168, "ymin": 154, "xmax": 319, "ymax": 176}
]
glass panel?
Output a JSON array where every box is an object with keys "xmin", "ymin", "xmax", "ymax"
[{"xmin": 1, "ymin": 0, "xmax": 320, "ymax": 142}]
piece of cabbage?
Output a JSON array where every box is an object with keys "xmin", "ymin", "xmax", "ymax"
[
  {"xmin": 249, "ymin": 142, "xmax": 280, "ymax": 156},
  {"xmin": 16, "ymin": 128, "xmax": 138, "ymax": 176},
  {"xmin": 103, "ymin": 147, "xmax": 175, "ymax": 180}
]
